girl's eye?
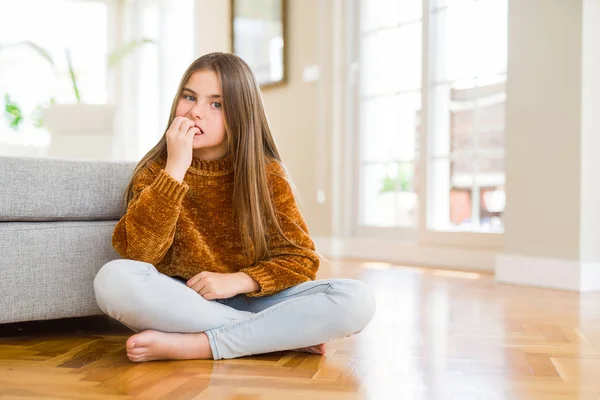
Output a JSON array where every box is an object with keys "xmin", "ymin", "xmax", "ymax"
[
  {"xmin": 183, "ymin": 94, "xmax": 196, "ymax": 102},
  {"xmin": 211, "ymin": 102, "xmax": 222, "ymax": 109}
]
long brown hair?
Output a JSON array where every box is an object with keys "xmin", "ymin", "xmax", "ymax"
[{"xmin": 122, "ymin": 52, "xmax": 306, "ymax": 264}]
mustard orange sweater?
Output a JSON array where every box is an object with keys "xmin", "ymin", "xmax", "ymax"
[{"xmin": 112, "ymin": 154, "xmax": 320, "ymax": 297}]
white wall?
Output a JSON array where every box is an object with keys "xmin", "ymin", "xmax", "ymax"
[
  {"xmin": 504, "ymin": 0, "xmax": 583, "ymax": 260},
  {"xmin": 497, "ymin": 0, "xmax": 600, "ymax": 291}
]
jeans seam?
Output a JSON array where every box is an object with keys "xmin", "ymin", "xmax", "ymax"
[
  {"xmin": 265, "ymin": 282, "xmax": 334, "ymax": 300},
  {"xmin": 324, "ymin": 282, "xmax": 334, "ymax": 295}
]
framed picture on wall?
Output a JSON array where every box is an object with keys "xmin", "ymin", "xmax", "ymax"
[{"xmin": 230, "ymin": 0, "xmax": 287, "ymax": 88}]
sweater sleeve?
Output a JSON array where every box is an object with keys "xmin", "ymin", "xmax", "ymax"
[
  {"xmin": 240, "ymin": 161, "xmax": 320, "ymax": 297},
  {"xmin": 112, "ymin": 163, "xmax": 189, "ymax": 265}
]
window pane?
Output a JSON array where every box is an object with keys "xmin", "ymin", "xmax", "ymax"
[
  {"xmin": 450, "ymin": 187, "xmax": 473, "ymax": 228},
  {"xmin": 362, "ymin": 0, "xmax": 423, "ymax": 32},
  {"xmin": 0, "ymin": 0, "xmax": 107, "ymax": 140},
  {"xmin": 361, "ymin": 22, "xmax": 422, "ymax": 96},
  {"xmin": 428, "ymin": 0, "xmax": 507, "ymax": 233},
  {"xmin": 431, "ymin": 1, "xmax": 477, "ymax": 82},
  {"xmin": 360, "ymin": 94, "xmax": 420, "ymax": 163},
  {"xmin": 450, "ymin": 79, "xmax": 506, "ymax": 154},
  {"xmin": 431, "ymin": 0, "xmax": 507, "ymax": 83},
  {"xmin": 360, "ymin": 162, "xmax": 418, "ymax": 227},
  {"xmin": 358, "ymin": 1, "xmax": 423, "ymax": 230},
  {"xmin": 0, "ymin": 0, "xmax": 107, "ymax": 105},
  {"xmin": 468, "ymin": 80, "xmax": 506, "ymax": 152},
  {"xmin": 473, "ymin": 0, "xmax": 508, "ymax": 76},
  {"xmin": 431, "ymin": 77, "xmax": 506, "ymax": 157},
  {"xmin": 478, "ymin": 157, "xmax": 505, "ymax": 231},
  {"xmin": 430, "ymin": 156, "xmax": 473, "ymax": 230},
  {"xmin": 429, "ymin": 155, "xmax": 505, "ymax": 231}
]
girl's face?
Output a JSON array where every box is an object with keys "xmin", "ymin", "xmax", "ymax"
[{"xmin": 175, "ymin": 70, "xmax": 228, "ymax": 161}]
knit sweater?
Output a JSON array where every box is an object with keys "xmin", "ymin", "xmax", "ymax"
[{"xmin": 112, "ymin": 153, "xmax": 320, "ymax": 297}]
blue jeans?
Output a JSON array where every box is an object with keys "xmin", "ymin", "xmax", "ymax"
[{"xmin": 93, "ymin": 259, "xmax": 376, "ymax": 360}]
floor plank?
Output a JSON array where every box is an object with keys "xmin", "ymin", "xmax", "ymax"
[{"xmin": 3, "ymin": 259, "xmax": 600, "ymax": 399}]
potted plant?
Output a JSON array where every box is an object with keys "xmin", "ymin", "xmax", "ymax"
[{"xmin": 1, "ymin": 39, "xmax": 154, "ymax": 159}]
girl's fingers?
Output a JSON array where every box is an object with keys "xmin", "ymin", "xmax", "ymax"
[
  {"xmin": 186, "ymin": 275, "xmax": 199, "ymax": 287},
  {"xmin": 187, "ymin": 127, "xmax": 200, "ymax": 137},
  {"xmin": 201, "ymin": 291, "xmax": 216, "ymax": 301},
  {"xmin": 187, "ymin": 271, "xmax": 208, "ymax": 287},
  {"xmin": 191, "ymin": 281, "xmax": 206, "ymax": 294},
  {"xmin": 178, "ymin": 119, "xmax": 194, "ymax": 136},
  {"xmin": 169, "ymin": 117, "xmax": 185, "ymax": 135}
]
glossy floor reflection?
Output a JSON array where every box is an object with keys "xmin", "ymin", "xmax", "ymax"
[
  {"xmin": 2, "ymin": 259, "xmax": 600, "ymax": 399},
  {"xmin": 347, "ymin": 260, "xmax": 600, "ymax": 400}
]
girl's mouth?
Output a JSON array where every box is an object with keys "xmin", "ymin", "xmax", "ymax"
[{"xmin": 193, "ymin": 123, "xmax": 204, "ymax": 135}]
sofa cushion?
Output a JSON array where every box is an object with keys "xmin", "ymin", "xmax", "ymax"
[
  {"xmin": 0, "ymin": 156, "xmax": 136, "ymax": 221},
  {"xmin": 0, "ymin": 220, "xmax": 119, "ymax": 323}
]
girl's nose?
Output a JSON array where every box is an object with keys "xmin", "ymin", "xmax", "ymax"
[{"xmin": 189, "ymin": 105, "xmax": 204, "ymax": 119}]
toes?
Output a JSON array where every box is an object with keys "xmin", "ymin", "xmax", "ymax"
[
  {"xmin": 128, "ymin": 353, "xmax": 144, "ymax": 362},
  {"xmin": 128, "ymin": 347, "xmax": 147, "ymax": 356},
  {"xmin": 292, "ymin": 345, "xmax": 326, "ymax": 354},
  {"xmin": 308, "ymin": 345, "xmax": 326, "ymax": 354},
  {"xmin": 127, "ymin": 345, "xmax": 148, "ymax": 362},
  {"xmin": 128, "ymin": 351, "xmax": 151, "ymax": 363},
  {"xmin": 126, "ymin": 335, "xmax": 140, "ymax": 350}
]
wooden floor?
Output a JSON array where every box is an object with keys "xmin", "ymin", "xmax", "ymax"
[{"xmin": 3, "ymin": 259, "xmax": 600, "ymax": 399}]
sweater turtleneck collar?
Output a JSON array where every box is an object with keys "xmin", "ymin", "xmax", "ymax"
[{"xmin": 187, "ymin": 152, "xmax": 234, "ymax": 176}]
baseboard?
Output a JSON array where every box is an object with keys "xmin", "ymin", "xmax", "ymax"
[
  {"xmin": 315, "ymin": 237, "xmax": 600, "ymax": 292},
  {"xmin": 313, "ymin": 236, "xmax": 497, "ymax": 272},
  {"xmin": 496, "ymin": 254, "xmax": 600, "ymax": 292}
]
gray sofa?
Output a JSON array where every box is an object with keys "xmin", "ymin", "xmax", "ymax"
[{"xmin": 0, "ymin": 156, "xmax": 136, "ymax": 324}]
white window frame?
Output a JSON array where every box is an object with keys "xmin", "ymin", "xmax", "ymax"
[{"xmin": 348, "ymin": 0, "xmax": 505, "ymax": 249}]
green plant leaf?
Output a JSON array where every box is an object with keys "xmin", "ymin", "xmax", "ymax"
[
  {"xmin": 398, "ymin": 164, "xmax": 411, "ymax": 191},
  {"xmin": 32, "ymin": 97, "xmax": 56, "ymax": 128},
  {"xmin": 107, "ymin": 38, "xmax": 156, "ymax": 68},
  {"xmin": 379, "ymin": 164, "xmax": 413, "ymax": 194},
  {"xmin": 0, "ymin": 40, "xmax": 55, "ymax": 66},
  {"xmin": 3, "ymin": 93, "xmax": 24, "ymax": 132},
  {"xmin": 65, "ymin": 49, "xmax": 81, "ymax": 103},
  {"xmin": 379, "ymin": 174, "xmax": 398, "ymax": 194},
  {"xmin": 32, "ymin": 105, "xmax": 44, "ymax": 129}
]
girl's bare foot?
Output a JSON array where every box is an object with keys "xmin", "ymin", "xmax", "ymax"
[
  {"xmin": 125, "ymin": 330, "xmax": 213, "ymax": 362},
  {"xmin": 293, "ymin": 343, "xmax": 327, "ymax": 355}
]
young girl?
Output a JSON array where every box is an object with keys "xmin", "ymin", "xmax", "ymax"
[{"xmin": 93, "ymin": 52, "xmax": 376, "ymax": 362}]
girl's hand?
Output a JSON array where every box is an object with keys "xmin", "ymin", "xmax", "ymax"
[
  {"xmin": 186, "ymin": 271, "xmax": 260, "ymax": 300},
  {"xmin": 165, "ymin": 116, "xmax": 199, "ymax": 182}
]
